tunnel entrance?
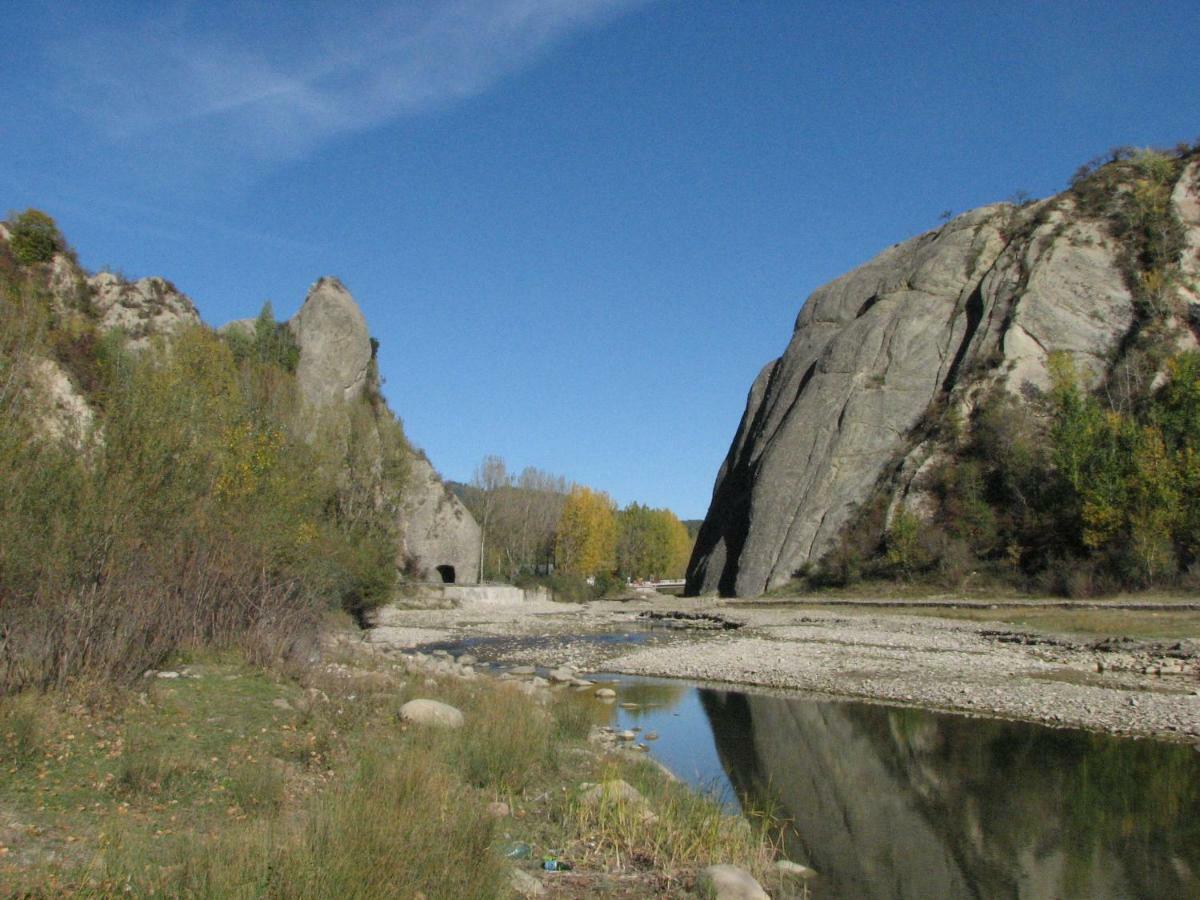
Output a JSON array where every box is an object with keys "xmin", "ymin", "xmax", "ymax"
[{"xmin": 435, "ymin": 565, "xmax": 456, "ymax": 584}]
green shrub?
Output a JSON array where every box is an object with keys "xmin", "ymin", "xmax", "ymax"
[{"xmin": 6, "ymin": 209, "xmax": 63, "ymax": 265}]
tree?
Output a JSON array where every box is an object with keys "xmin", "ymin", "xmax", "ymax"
[
  {"xmin": 471, "ymin": 455, "xmax": 510, "ymax": 582},
  {"xmin": 555, "ymin": 486, "xmax": 616, "ymax": 576},
  {"xmin": 616, "ymin": 504, "xmax": 692, "ymax": 580}
]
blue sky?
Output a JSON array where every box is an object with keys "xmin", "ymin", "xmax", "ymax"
[{"xmin": 3, "ymin": 1, "xmax": 1198, "ymax": 519}]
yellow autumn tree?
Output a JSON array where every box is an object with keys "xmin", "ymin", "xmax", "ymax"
[{"xmin": 555, "ymin": 486, "xmax": 617, "ymax": 576}]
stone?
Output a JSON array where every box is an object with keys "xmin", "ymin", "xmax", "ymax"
[
  {"xmin": 687, "ymin": 185, "xmax": 1152, "ymax": 596},
  {"xmin": 156, "ymin": 671, "xmax": 181, "ymax": 679},
  {"xmin": 548, "ymin": 667, "xmax": 575, "ymax": 683},
  {"xmin": 508, "ymin": 868, "xmax": 545, "ymax": 897},
  {"xmin": 579, "ymin": 779, "xmax": 647, "ymax": 807},
  {"xmin": 774, "ymin": 859, "xmax": 816, "ymax": 880},
  {"xmin": 697, "ymin": 864, "xmax": 770, "ymax": 900},
  {"xmin": 399, "ymin": 699, "xmax": 464, "ymax": 729},
  {"xmin": 594, "ymin": 688, "xmax": 617, "ymax": 699},
  {"xmin": 485, "ymin": 801, "xmax": 510, "ymax": 818},
  {"xmin": 644, "ymin": 731, "xmax": 660, "ymax": 741},
  {"xmin": 271, "ymin": 698, "xmax": 293, "ymax": 711}
]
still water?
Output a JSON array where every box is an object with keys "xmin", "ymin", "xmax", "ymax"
[
  {"xmin": 596, "ymin": 674, "xmax": 1200, "ymax": 900},
  {"xmin": 421, "ymin": 638, "xmax": 1200, "ymax": 899}
]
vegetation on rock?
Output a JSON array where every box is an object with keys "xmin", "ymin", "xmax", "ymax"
[
  {"xmin": 0, "ymin": 230, "xmax": 405, "ymax": 691},
  {"xmin": 802, "ymin": 147, "xmax": 1200, "ymax": 597}
]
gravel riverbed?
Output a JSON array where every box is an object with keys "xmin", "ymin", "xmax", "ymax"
[{"xmin": 362, "ymin": 592, "xmax": 1200, "ymax": 745}]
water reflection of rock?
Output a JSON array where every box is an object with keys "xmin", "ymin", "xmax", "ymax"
[{"xmin": 700, "ymin": 691, "xmax": 1200, "ymax": 900}]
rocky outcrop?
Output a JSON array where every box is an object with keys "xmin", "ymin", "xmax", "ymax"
[
  {"xmin": 28, "ymin": 357, "xmax": 96, "ymax": 448},
  {"xmin": 88, "ymin": 271, "xmax": 201, "ymax": 349},
  {"xmin": 688, "ymin": 156, "xmax": 1200, "ymax": 597},
  {"xmin": 287, "ymin": 277, "xmax": 372, "ymax": 407},
  {"xmin": 399, "ymin": 452, "xmax": 482, "ymax": 584},
  {"xmin": 282, "ymin": 277, "xmax": 481, "ymax": 585}
]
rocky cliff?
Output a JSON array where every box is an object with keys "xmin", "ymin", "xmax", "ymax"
[
  {"xmin": 282, "ymin": 278, "xmax": 481, "ymax": 584},
  {"xmin": 688, "ymin": 151, "xmax": 1200, "ymax": 596},
  {"xmin": 1, "ymin": 217, "xmax": 480, "ymax": 589}
]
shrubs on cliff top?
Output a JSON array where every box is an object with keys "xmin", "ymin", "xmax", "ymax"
[
  {"xmin": 5, "ymin": 208, "xmax": 65, "ymax": 266},
  {"xmin": 1070, "ymin": 147, "xmax": 1190, "ymax": 320}
]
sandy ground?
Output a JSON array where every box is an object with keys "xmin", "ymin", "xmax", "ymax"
[{"xmin": 362, "ymin": 591, "xmax": 1200, "ymax": 745}]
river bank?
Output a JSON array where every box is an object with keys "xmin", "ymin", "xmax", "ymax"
[
  {"xmin": 0, "ymin": 628, "xmax": 795, "ymax": 898},
  {"xmin": 363, "ymin": 590, "xmax": 1200, "ymax": 745}
]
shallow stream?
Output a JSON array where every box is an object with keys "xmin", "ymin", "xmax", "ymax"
[{"xmin": 421, "ymin": 638, "xmax": 1200, "ymax": 898}]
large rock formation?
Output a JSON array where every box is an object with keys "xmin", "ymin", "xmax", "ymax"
[
  {"xmin": 284, "ymin": 278, "xmax": 481, "ymax": 584},
  {"xmin": 688, "ymin": 156, "xmax": 1200, "ymax": 596},
  {"xmin": 398, "ymin": 452, "xmax": 482, "ymax": 584},
  {"xmin": 287, "ymin": 277, "xmax": 372, "ymax": 407}
]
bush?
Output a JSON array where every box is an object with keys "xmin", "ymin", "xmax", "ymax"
[{"xmin": 6, "ymin": 209, "xmax": 63, "ymax": 265}]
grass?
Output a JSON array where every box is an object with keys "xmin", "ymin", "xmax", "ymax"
[{"xmin": 0, "ymin": 645, "xmax": 782, "ymax": 897}]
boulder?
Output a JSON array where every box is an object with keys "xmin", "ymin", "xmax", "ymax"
[
  {"xmin": 398, "ymin": 698, "xmax": 464, "ymax": 729},
  {"xmin": 697, "ymin": 864, "xmax": 770, "ymax": 900}
]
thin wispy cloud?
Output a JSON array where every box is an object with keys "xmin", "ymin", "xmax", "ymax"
[{"xmin": 49, "ymin": 0, "xmax": 645, "ymax": 163}]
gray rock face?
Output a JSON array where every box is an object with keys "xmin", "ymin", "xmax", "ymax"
[
  {"xmin": 280, "ymin": 277, "xmax": 481, "ymax": 586},
  {"xmin": 687, "ymin": 170, "xmax": 1200, "ymax": 595},
  {"xmin": 88, "ymin": 271, "xmax": 201, "ymax": 349},
  {"xmin": 288, "ymin": 277, "xmax": 372, "ymax": 407},
  {"xmin": 399, "ymin": 452, "xmax": 482, "ymax": 585}
]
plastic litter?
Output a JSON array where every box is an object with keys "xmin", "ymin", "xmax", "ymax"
[{"xmin": 501, "ymin": 841, "xmax": 532, "ymax": 859}]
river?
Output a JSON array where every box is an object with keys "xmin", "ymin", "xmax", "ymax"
[{"xmin": 418, "ymin": 637, "xmax": 1200, "ymax": 899}]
